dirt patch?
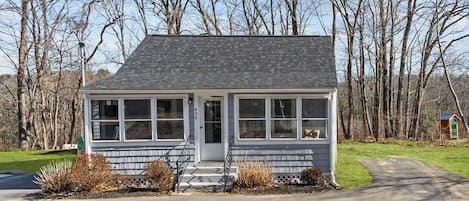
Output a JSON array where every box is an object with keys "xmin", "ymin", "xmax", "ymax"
[{"xmin": 231, "ymin": 184, "xmax": 336, "ymax": 195}]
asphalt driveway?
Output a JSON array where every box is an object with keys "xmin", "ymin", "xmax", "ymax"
[
  {"xmin": 0, "ymin": 173, "xmax": 40, "ymax": 201},
  {"xmin": 1, "ymin": 158, "xmax": 468, "ymax": 201}
]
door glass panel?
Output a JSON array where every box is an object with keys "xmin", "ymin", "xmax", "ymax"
[{"xmin": 204, "ymin": 101, "xmax": 222, "ymax": 143}]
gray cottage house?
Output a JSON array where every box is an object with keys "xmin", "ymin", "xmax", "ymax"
[{"xmin": 81, "ymin": 35, "xmax": 337, "ymax": 191}]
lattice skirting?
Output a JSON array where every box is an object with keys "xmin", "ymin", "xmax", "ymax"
[
  {"xmin": 272, "ymin": 173, "xmax": 333, "ymax": 184},
  {"xmin": 272, "ymin": 173, "xmax": 301, "ymax": 184}
]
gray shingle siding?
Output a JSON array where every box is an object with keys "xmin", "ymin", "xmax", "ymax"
[
  {"xmin": 92, "ymin": 144, "xmax": 195, "ymax": 175},
  {"xmin": 83, "ymin": 35, "xmax": 337, "ymax": 90},
  {"xmin": 230, "ymin": 144, "xmax": 330, "ymax": 173}
]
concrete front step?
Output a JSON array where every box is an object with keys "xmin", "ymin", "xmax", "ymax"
[
  {"xmin": 184, "ymin": 166, "xmax": 237, "ymax": 174},
  {"xmin": 180, "ymin": 174, "xmax": 235, "ymax": 183},
  {"xmin": 176, "ymin": 162, "xmax": 236, "ymax": 192},
  {"xmin": 177, "ymin": 182, "xmax": 233, "ymax": 192}
]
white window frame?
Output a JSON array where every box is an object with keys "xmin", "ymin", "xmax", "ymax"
[
  {"xmin": 123, "ymin": 98, "xmax": 153, "ymax": 141},
  {"xmin": 236, "ymin": 97, "xmax": 268, "ymax": 140},
  {"xmin": 234, "ymin": 94, "xmax": 330, "ymax": 144},
  {"xmin": 89, "ymin": 94, "xmax": 189, "ymax": 143},
  {"xmin": 90, "ymin": 99, "xmax": 120, "ymax": 142},
  {"xmin": 270, "ymin": 97, "xmax": 299, "ymax": 141},
  {"xmin": 155, "ymin": 98, "xmax": 187, "ymax": 141},
  {"xmin": 300, "ymin": 98, "xmax": 329, "ymax": 140}
]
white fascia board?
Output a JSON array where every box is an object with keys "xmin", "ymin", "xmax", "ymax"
[{"xmin": 81, "ymin": 88, "xmax": 337, "ymax": 95}]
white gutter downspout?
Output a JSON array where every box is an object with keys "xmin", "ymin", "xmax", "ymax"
[{"xmin": 329, "ymin": 89, "xmax": 340, "ymax": 188}]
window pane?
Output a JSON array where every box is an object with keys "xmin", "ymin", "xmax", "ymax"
[
  {"xmin": 239, "ymin": 120, "xmax": 266, "ymax": 138},
  {"xmin": 302, "ymin": 99, "xmax": 328, "ymax": 118},
  {"xmin": 157, "ymin": 120, "xmax": 184, "ymax": 139},
  {"xmin": 125, "ymin": 99, "xmax": 151, "ymax": 119},
  {"xmin": 91, "ymin": 100, "xmax": 118, "ymax": 120},
  {"xmin": 125, "ymin": 121, "xmax": 152, "ymax": 140},
  {"xmin": 271, "ymin": 120, "xmax": 297, "ymax": 138},
  {"xmin": 239, "ymin": 99, "xmax": 265, "ymax": 118},
  {"xmin": 157, "ymin": 99, "xmax": 183, "ymax": 119},
  {"xmin": 92, "ymin": 122, "xmax": 119, "ymax": 140},
  {"xmin": 205, "ymin": 123, "xmax": 222, "ymax": 143},
  {"xmin": 302, "ymin": 120, "xmax": 327, "ymax": 139},
  {"xmin": 272, "ymin": 99, "xmax": 296, "ymax": 118},
  {"xmin": 204, "ymin": 101, "xmax": 221, "ymax": 121}
]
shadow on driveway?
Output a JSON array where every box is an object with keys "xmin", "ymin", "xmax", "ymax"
[
  {"xmin": 0, "ymin": 174, "xmax": 40, "ymax": 201},
  {"xmin": 0, "ymin": 174, "xmax": 39, "ymax": 190}
]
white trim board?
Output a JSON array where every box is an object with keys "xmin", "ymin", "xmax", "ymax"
[{"xmin": 81, "ymin": 88, "xmax": 337, "ymax": 94}]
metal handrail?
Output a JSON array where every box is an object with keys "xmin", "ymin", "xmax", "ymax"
[
  {"xmin": 223, "ymin": 147, "xmax": 233, "ymax": 192},
  {"xmin": 175, "ymin": 140, "xmax": 191, "ymax": 193}
]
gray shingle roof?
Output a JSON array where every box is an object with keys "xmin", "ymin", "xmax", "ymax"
[
  {"xmin": 439, "ymin": 113, "xmax": 460, "ymax": 120},
  {"xmin": 83, "ymin": 35, "xmax": 337, "ymax": 91}
]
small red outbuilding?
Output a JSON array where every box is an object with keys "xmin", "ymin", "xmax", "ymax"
[{"xmin": 439, "ymin": 113, "xmax": 461, "ymax": 140}]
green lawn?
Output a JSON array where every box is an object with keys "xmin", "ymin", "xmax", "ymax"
[
  {"xmin": 335, "ymin": 142, "xmax": 469, "ymax": 189},
  {"xmin": 0, "ymin": 150, "xmax": 76, "ymax": 173}
]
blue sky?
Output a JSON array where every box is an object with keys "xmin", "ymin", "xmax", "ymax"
[{"xmin": 0, "ymin": 0, "xmax": 467, "ymax": 77}]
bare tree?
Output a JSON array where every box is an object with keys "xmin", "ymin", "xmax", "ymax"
[
  {"xmin": 151, "ymin": 0, "xmax": 190, "ymax": 35},
  {"xmin": 395, "ymin": 0, "xmax": 417, "ymax": 138},
  {"xmin": 331, "ymin": 0, "xmax": 364, "ymax": 140},
  {"xmin": 17, "ymin": 0, "xmax": 30, "ymax": 149}
]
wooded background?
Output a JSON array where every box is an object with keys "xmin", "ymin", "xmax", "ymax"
[{"xmin": 0, "ymin": 0, "xmax": 467, "ymax": 150}]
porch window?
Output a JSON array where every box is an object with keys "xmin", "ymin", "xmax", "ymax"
[
  {"xmin": 124, "ymin": 99, "xmax": 152, "ymax": 140},
  {"xmin": 236, "ymin": 96, "xmax": 329, "ymax": 142},
  {"xmin": 238, "ymin": 99, "xmax": 266, "ymax": 139},
  {"xmin": 301, "ymin": 99, "xmax": 328, "ymax": 139},
  {"xmin": 91, "ymin": 100, "xmax": 119, "ymax": 140},
  {"xmin": 271, "ymin": 99, "xmax": 297, "ymax": 139},
  {"xmin": 157, "ymin": 99, "xmax": 184, "ymax": 139}
]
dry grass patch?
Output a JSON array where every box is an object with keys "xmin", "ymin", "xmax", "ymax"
[
  {"xmin": 236, "ymin": 160, "xmax": 272, "ymax": 188},
  {"xmin": 145, "ymin": 161, "xmax": 174, "ymax": 192},
  {"xmin": 33, "ymin": 160, "xmax": 73, "ymax": 193}
]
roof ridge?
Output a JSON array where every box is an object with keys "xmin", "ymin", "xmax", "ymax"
[{"xmin": 148, "ymin": 34, "xmax": 330, "ymax": 38}]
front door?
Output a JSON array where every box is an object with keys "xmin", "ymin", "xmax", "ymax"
[{"xmin": 200, "ymin": 99, "xmax": 224, "ymax": 161}]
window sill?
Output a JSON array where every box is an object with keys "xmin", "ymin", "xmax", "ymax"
[
  {"xmin": 123, "ymin": 139, "xmax": 153, "ymax": 142},
  {"xmin": 155, "ymin": 139, "xmax": 185, "ymax": 142},
  {"xmin": 270, "ymin": 138, "xmax": 297, "ymax": 140},
  {"xmin": 238, "ymin": 138, "xmax": 267, "ymax": 141},
  {"xmin": 91, "ymin": 140, "xmax": 188, "ymax": 147},
  {"xmin": 301, "ymin": 138, "xmax": 328, "ymax": 141},
  {"xmin": 234, "ymin": 139, "xmax": 330, "ymax": 145},
  {"xmin": 91, "ymin": 140, "xmax": 120, "ymax": 142}
]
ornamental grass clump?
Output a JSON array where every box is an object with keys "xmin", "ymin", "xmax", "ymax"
[
  {"xmin": 33, "ymin": 160, "xmax": 73, "ymax": 194},
  {"xmin": 69, "ymin": 154, "xmax": 117, "ymax": 192},
  {"xmin": 145, "ymin": 161, "xmax": 174, "ymax": 192},
  {"xmin": 300, "ymin": 167, "xmax": 324, "ymax": 186},
  {"xmin": 236, "ymin": 160, "xmax": 272, "ymax": 188}
]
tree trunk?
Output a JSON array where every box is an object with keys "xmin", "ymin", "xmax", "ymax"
[
  {"xmin": 17, "ymin": 0, "xmax": 30, "ymax": 149},
  {"xmin": 396, "ymin": 0, "xmax": 416, "ymax": 138},
  {"xmin": 345, "ymin": 36, "xmax": 354, "ymax": 140}
]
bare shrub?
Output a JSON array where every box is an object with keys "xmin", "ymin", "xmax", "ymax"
[
  {"xmin": 300, "ymin": 167, "xmax": 323, "ymax": 185},
  {"xmin": 33, "ymin": 160, "xmax": 73, "ymax": 193},
  {"xmin": 69, "ymin": 154, "xmax": 116, "ymax": 192},
  {"xmin": 144, "ymin": 161, "xmax": 174, "ymax": 192},
  {"xmin": 236, "ymin": 160, "xmax": 272, "ymax": 188}
]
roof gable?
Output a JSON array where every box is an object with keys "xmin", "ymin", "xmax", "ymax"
[
  {"xmin": 84, "ymin": 35, "xmax": 337, "ymax": 91},
  {"xmin": 439, "ymin": 113, "xmax": 461, "ymax": 121}
]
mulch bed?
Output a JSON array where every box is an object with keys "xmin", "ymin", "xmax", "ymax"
[
  {"xmin": 29, "ymin": 188, "xmax": 170, "ymax": 200},
  {"xmin": 231, "ymin": 183, "xmax": 337, "ymax": 194}
]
